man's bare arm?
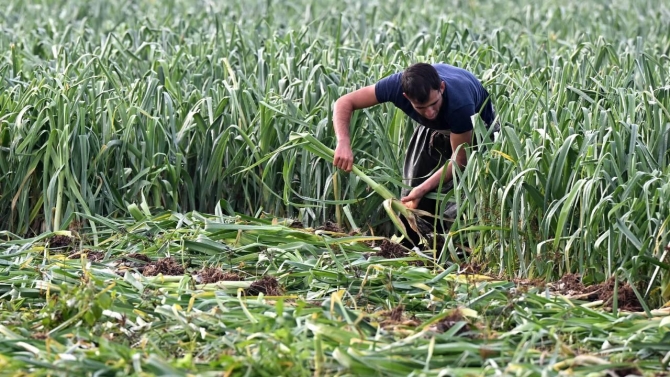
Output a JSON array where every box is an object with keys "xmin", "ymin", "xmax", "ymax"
[{"xmin": 332, "ymin": 85, "xmax": 379, "ymax": 172}]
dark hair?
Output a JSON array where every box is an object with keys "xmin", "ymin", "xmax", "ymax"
[{"xmin": 401, "ymin": 63, "xmax": 441, "ymax": 103}]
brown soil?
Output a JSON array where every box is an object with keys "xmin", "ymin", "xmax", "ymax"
[
  {"xmin": 594, "ymin": 277, "xmax": 616, "ymax": 304},
  {"xmin": 68, "ymin": 249, "xmax": 104, "ymax": 262},
  {"xmin": 461, "ymin": 261, "xmax": 484, "ymax": 274},
  {"xmin": 619, "ymin": 283, "xmax": 646, "ymax": 311},
  {"xmin": 316, "ymin": 221, "xmax": 343, "ymax": 233},
  {"xmin": 378, "ymin": 305, "xmax": 422, "ymax": 328},
  {"xmin": 122, "ymin": 253, "xmax": 152, "ymax": 267},
  {"xmin": 68, "ymin": 220, "xmax": 83, "ymax": 232},
  {"xmin": 600, "ymin": 280, "xmax": 643, "ymax": 312},
  {"xmin": 554, "ymin": 273, "xmax": 586, "ymax": 296},
  {"xmin": 246, "ymin": 275, "xmax": 282, "ymax": 296},
  {"xmin": 375, "ymin": 239, "xmax": 408, "ymax": 259},
  {"xmin": 289, "ymin": 220, "xmax": 304, "ymax": 229},
  {"xmin": 31, "ymin": 332, "xmax": 49, "ymax": 340},
  {"xmin": 389, "ymin": 305, "xmax": 404, "ymax": 321},
  {"xmin": 512, "ymin": 277, "xmax": 547, "ymax": 293},
  {"xmin": 142, "ymin": 257, "xmax": 185, "ymax": 276},
  {"xmin": 48, "ymin": 235, "xmax": 72, "ymax": 248},
  {"xmin": 610, "ymin": 366, "xmax": 643, "ymax": 377},
  {"xmin": 552, "ymin": 274, "xmax": 642, "ymax": 312},
  {"xmin": 198, "ymin": 267, "xmax": 241, "ymax": 284},
  {"xmin": 435, "ymin": 309, "xmax": 471, "ymax": 335}
]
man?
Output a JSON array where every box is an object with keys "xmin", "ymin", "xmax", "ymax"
[{"xmin": 332, "ymin": 62, "xmax": 498, "ymax": 246}]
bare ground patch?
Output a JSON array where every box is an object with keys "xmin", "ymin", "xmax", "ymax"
[
  {"xmin": 246, "ymin": 275, "xmax": 282, "ymax": 296},
  {"xmin": 198, "ymin": 267, "xmax": 242, "ymax": 284},
  {"xmin": 142, "ymin": 257, "xmax": 185, "ymax": 276}
]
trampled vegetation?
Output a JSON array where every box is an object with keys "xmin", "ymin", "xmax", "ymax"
[{"xmin": 1, "ymin": 0, "xmax": 669, "ymax": 375}]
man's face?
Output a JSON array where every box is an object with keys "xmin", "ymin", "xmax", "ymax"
[{"xmin": 404, "ymin": 81, "xmax": 446, "ymax": 121}]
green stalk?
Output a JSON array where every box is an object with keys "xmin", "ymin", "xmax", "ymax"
[
  {"xmin": 333, "ymin": 171, "xmax": 342, "ymax": 230},
  {"xmin": 288, "ymin": 132, "xmax": 426, "ymax": 243}
]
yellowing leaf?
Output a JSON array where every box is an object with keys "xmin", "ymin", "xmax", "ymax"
[
  {"xmin": 412, "ymin": 283, "xmax": 433, "ymax": 291},
  {"xmin": 459, "ymin": 308, "xmax": 479, "ymax": 318}
]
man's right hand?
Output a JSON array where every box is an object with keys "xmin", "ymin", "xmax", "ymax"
[
  {"xmin": 333, "ymin": 142, "xmax": 354, "ymax": 172},
  {"xmin": 332, "ymin": 85, "xmax": 379, "ymax": 173}
]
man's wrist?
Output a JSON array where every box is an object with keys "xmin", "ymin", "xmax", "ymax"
[{"xmin": 336, "ymin": 134, "xmax": 350, "ymax": 144}]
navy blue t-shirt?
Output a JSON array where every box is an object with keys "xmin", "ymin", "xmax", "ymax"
[{"xmin": 374, "ymin": 63, "xmax": 494, "ymax": 134}]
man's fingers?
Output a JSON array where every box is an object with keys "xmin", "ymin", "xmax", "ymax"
[
  {"xmin": 403, "ymin": 200, "xmax": 418, "ymax": 209},
  {"xmin": 333, "ymin": 156, "xmax": 353, "ymax": 172},
  {"xmin": 400, "ymin": 194, "xmax": 416, "ymax": 202}
]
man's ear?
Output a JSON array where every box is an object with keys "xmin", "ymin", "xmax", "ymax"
[{"xmin": 440, "ymin": 81, "xmax": 446, "ymax": 91}]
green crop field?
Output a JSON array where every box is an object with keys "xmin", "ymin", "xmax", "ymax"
[{"xmin": 1, "ymin": 0, "xmax": 669, "ymax": 375}]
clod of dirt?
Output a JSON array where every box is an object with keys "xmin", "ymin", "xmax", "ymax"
[
  {"xmin": 68, "ymin": 249, "xmax": 104, "ymax": 262},
  {"xmin": 597, "ymin": 278, "xmax": 642, "ymax": 312},
  {"xmin": 198, "ymin": 267, "xmax": 241, "ymax": 284},
  {"xmin": 246, "ymin": 275, "xmax": 282, "ymax": 296},
  {"xmin": 122, "ymin": 253, "xmax": 152, "ymax": 267},
  {"xmin": 553, "ymin": 273, "xmax": 588, "ymax": 296},
  {"xmin": 551, "ymin": 274, "xmax": 642, "ymax": 312},
  {"xmin": 594, "ymin": 277, "xmax": 616, "ymax": 305},
  {"xmin": 435, "ymin": 309, "xmax": 471, "ymax": 335},
  {"xmin": 315, "ymin": 221, "xmax": 343, "ymax": 233},
  {"xmin": 48, "ymin": 235, "xmax": 73, "ymax": 249},
  {"xmin": 608, "ymin": 366, "xmax": 643, "ymax": 377},
  {"xmin": 378, "ymin": 305, "xmax": 422, "ymax": 328},
  {"xmin": 389, "ymin": 305, "xmax": 404, "ymax": 322},
  {"xmin": 375, "ymin": 239, "xmax": 408, "ymax": 259},
  {"xmin": 289, "ymin": 220, "xmax": 304, "ymax": 229},
  {"xmin": 142, "ymin": 257, "xmax": 185, "ymax": 276},
  {"xmin": 613, "ymin": 283, "xmax": 643, "ymax": 311}
]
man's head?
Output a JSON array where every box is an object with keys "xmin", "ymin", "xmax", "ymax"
[{"xmin": 401, "ymin": 63, "xmax": 446, "ymax": 120}]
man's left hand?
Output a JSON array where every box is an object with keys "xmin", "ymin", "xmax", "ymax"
[{"xmin": 400, "ymin": 186, "xmax": 426, "ymax": 209}]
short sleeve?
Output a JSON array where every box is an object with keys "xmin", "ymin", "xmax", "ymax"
[
  {"xmin": 449, "ymin": 105, "xmax": 476, "ymax": 134},
  {"xmin": 374, "ymin": 73, "xmax": 402, "ymax": 104}
]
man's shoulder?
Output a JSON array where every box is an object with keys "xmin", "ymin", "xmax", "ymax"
[
  {"xmin": 375, "ymin": 71, "xmax": 403, "ymax": 87},
  {"xmin": 374, "ymin": 72, "xmax": 405, "ymax": 104}
]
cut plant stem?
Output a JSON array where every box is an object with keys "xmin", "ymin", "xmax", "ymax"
[{"xmin": 288, "ymin": 132, "xmax": 431, "ymax": 244}]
